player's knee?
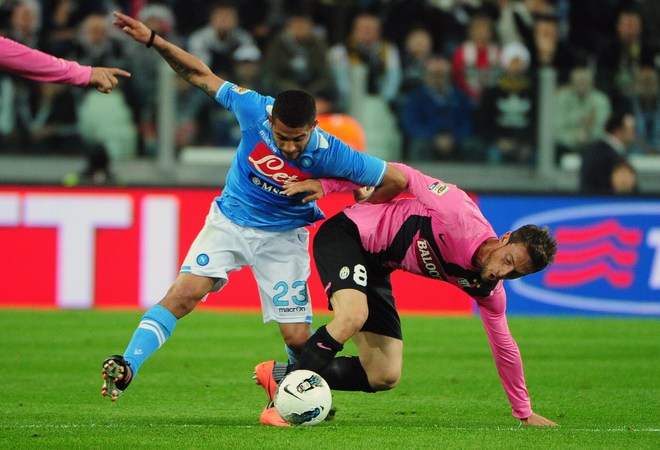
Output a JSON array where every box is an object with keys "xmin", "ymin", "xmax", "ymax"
[
  {"xmin": 342, "ymin": 312, "xmax": 368, "ymax": 337},
  {"xmin": 331, "ymin": 305, "xmax": 369, "ymax": 342},
  {"xmin": 369, "ymin": 370, "xmax": 401, "ymax": 391},
  {"xmin": 161, "ymin": 285, "xmax": 203, "ymax": 317}
]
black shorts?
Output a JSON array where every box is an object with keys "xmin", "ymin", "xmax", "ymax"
[{"xmin": 314, "ymin": 212, "xmax": 402, "ymax": 340}]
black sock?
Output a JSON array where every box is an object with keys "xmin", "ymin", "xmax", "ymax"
[
  {"xmin": 320, "ymin": 356, "xmax": 375, "ymax": 392},
  {"xmin": 291, "ymin": 325, "xmax": 343, "ymax": 374}
]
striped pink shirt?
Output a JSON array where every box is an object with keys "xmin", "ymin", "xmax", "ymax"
[{"xmin": 321, "ymin": 162, "xmax": 533, "ymax": 419}]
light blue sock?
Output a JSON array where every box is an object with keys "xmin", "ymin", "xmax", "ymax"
[
  {"xmin": 285, "ymin": 329, "xmax": 315, "ymax": 365},
  {"xmin": 123, "ymin": 305, "xmax": 177, "ymax": 377},
  {"xmin": 285, "ymin": 345, "xmax": 300, "ymax": 365}
]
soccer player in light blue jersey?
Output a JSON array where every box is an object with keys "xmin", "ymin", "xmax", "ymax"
[{"xmin": 101, "ymin": 12, "xmax": 407, "ymax": 425}]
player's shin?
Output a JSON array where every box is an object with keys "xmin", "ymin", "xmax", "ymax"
[
  {"xmin": 291, "ymin": 325, "xmax": 343, "ymax": 374},
  {"xmin": 123, "ymin": 304, "xmax": 178, "ymax": 376}
]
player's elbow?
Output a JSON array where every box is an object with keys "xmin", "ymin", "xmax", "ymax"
[
  {"xmin": 383, "ymin": 163, "xmax": 408, "ymax": 192},
  {"xmin": 368, "ymin": 164, "xmax": 408, "ymax": 204}
]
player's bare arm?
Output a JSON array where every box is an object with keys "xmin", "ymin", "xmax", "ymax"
[
  {"xmin": 358, "ymin": 163, "xmax": 407, "ymax": 204},
  {"xmin": 521, "ymin": 412, "xmax": 558, "ymax": 427},
  {"xmin": 283, "ymin": 163, "xmax": 406, "ymax": 204},
  {"xmin": 112, "ymin": 11, "xmax": 223, "ymax": 98}
]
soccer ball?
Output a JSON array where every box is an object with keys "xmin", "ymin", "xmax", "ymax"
[{"xmin": 274, "ymin": 369, "xmax": 332, "ymax": 426}]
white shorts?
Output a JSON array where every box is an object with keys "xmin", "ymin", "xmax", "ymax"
[{"xmin": 181, "ymin": 202, "xmax": 312, "ymax": 324}]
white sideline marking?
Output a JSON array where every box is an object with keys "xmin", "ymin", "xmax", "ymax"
[{"xmin": 10, "ymin": 424, "xmax": 660, "ymax": 432}]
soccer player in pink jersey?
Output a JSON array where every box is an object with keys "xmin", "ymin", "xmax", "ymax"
[
  {"xmin": 0, "ymin": 36, "xmax": 130, "ymax": 93},
  {"xmin": 256, "ymin": 162, "xmax": 558, "ymax": 426}
]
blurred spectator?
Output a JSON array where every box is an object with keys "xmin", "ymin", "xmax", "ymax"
[
  {"xmin": 7, "ymin": 0, "xmax": 41, "ymax": 48},
  {"xmin": 182, "ymin": 1, "xmax": 261, "ymax": 148},
  {"xmin": 187, "ymin": 1, "xmax": 260, "ymax": 80},
  {"xmin": 579, "ymin": 111, "xmax": 637, "ymax": 194},
  {"xmin": 610, "ymin": 159, "xmax": 639, "ymax": 195},
  {"xmin": 417, "ymin": 0, "xmax": 480, "ymax": 55},
  {"xmin": 0, "ymin": 0, "xmax": 43, "ymax": 151},
  {"xmin": 208, "ymin": 46, "xmax": 264, "ymax": 147},
  {"xmin": 399, "ymin": 26, "xmax": 435, "ymax": 95},
  {"xmin": 627, "ymin": 66, "xmax": 660, "ymax": 154},
  {"xmin": 596, "ymin": 7, "xmax": 658, "ymax": 101},
  {"xmin": 175, "ymin": 46, "xmax": 266, "ymax": 150},
  {"xmin": 526, "ymin": 14, "xmax": 581, "ymax": 85},
  {"xmin": 382, "ymin": 0, "xmax": 472, "ymax": 57},
  {"xmin": 261, "ymin": 13, "xmax": 332, "ymax": 97},
  {"xmin": 123, "ymin": 3, "xmax": 181, "ymax": 157},
  {"xmin": 476, "ymin": 41, "xmax": 536, "ymax": 164},
  {"xmin": 232, "ymin": 46, "xmax": 264, "ymax": 91},
  {"xmin": 329, "ymin": 12, "xmax": 402, "ymax": 111},
  {"xmin": 40, "ymin": 0, "xmax": 108, "ymax": 55},
  {"xmin": 399, "ymin": 56, "xmax": 473, "ymax": 161},
  {"xmin": 328, "ymin": 11, "xmax": 402, "ymax": 160},
  {"xmin": 61, "ymin": 13, "xmax": 127, "ymax": 73},
  {"xmin": 62, "ymin": 13, "xmax": 136, "ymax": 177},
  {"xmin": 24, "ymin": 78, "xmax": 83, "ymax": 154},
  {"xmin": 451, "ymin": 13, "xmax": 500, "ymax": 102},
  {"xmin": 495, "ymin": 0, "xmax": 555, "ymax": 46},
  {"xmin": 554, "ymin": 66, "xmax": 611, "ymax": 162}
]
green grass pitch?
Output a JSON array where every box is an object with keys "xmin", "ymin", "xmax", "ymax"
[{"xmin": 0, "ymin": 309, "xmax": 658, "ymax": 449}]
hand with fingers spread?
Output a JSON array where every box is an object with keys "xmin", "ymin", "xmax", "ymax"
[
  {"xmin": 90, "ymin": 66, "xmax": 131, "ymax": 93},
  {"xmin": 283, "ymin": 179, "xmax": 324, "ymax": 204}
]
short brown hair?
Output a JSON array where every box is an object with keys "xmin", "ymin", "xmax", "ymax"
[{"xmin": 508, "ymin": 225, "xmax": 557, "ymax": 273}]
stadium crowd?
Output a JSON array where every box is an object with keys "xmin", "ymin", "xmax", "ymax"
[{"xmin": 1, "ymin": 0, "xmax": 659, "ymax": 192}]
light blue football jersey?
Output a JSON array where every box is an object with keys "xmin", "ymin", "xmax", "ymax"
[{"xmin": 213, "ymin": 82, "xmax": 387, "ymax": 231}]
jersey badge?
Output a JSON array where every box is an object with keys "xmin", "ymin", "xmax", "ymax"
[
  {"xmin": 196, "ymin": 253, "xmax": 210, "ymax": 266},
  {"xmin": 230, "ymin": 85, "xmax": 251, "ymax": 94},
  {"xmin": 457, "ymin": 278, "xmax": 471, "ymax": 287},
  {"xmin": 429, "ymin": 181, "xmax": 449, "ymax": 196},
  {"xmin": 300, "ymin": 155, "xmax": 313, "ymax": 168}
]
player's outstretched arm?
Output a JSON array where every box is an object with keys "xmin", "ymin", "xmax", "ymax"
[
  {"xmin": 112, "ymin": 11, "xmax": 223, "ymax": 98},
  {"xmin": 521, "ymin": 412, "xmax": 558, "ymax": 427},
  {"xmin": 89, "ymin": 66, "xmax": 131, "ymax": 94}
]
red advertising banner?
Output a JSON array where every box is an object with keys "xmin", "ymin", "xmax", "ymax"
[{"xmin": 0, "ymin": 186, "xmax": 473, "ymax": 315}]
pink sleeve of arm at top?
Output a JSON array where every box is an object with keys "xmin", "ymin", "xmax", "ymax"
[
  {"xmin": 0, "ymin": 37, "xmax": 92, "ymax": 86},
  {"xmin": 477, "ymin": 292, "xmax": 533, "ymax": 419},
  {"xmin": 319, "ymin": 178, "xmax": 363, "ymax": 195}
]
